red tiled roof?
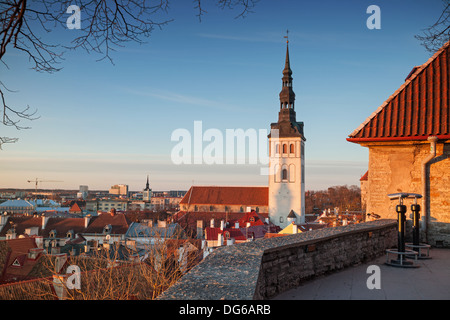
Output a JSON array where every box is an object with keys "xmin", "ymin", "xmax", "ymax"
[
  {"xmin": 41, "ymin": 217, "xmax": 86, "ymax": 238},
  {"xmin": 69, "ymin": 203, "xmax": 82, "ymax": 213},
  {"xmin": 360, "ymin": 170, "xmax": 369, "ymax": 181},
  {"xmin": 205, "ymin": 227, "xmax": 247, "ymax": 242},
  {"xmin": 84, "ymin": 212, "xmax": 131, "ymax": 235},
  {"xmin": 0, "ymin": 216, "xmax": 42, "ymax": 237},
  {"xmin": 180, "ymin": 186, "xmax": 268, "ymax": 206},
  {"xmin": 348, "ymin": 41, "xmax": 450, "ymax": 142},
  {"xmin": 237, "ymin": 211, "xmax": 266, "ymax": 227},
  {"xmin": 1, "ymin": 238, "xmax": 41, "ymax": 283}
]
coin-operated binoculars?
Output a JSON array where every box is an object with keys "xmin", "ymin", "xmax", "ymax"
[
  {"xmin": 385, "ymin": 193, "xmax": 421, "ymax": 268},
  {"xmin": 405, "ymin": 195, "xmax": 432, "ymax": 259}
]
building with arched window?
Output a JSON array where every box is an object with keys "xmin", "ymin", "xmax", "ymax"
[{"xmin": 267, "ymin": 39, "xmax": 306, "ymax": 228}]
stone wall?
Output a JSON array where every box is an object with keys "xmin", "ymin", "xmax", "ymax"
[
  {"xmin": 158, "ymin": 219, "xmax": 397, "ymax": 300},
  {"xmin": 362, "ymin": 141, "xmax": 450, "ymax": 247}
]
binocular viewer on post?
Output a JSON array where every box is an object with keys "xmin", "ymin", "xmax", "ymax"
[{"xmin": 385, "ymin": 193, "xmax": 431, "ymax": 268}]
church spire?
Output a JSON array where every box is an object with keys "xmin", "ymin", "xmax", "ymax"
[
  {"xmin": 278, "ymin": 31, "xmax": 296, "ymax": 121},
  {"xmin": 145, "ymin": 175, "xmax": 150, "ymax": 191}
]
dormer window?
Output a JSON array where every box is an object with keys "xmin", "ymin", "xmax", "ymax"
[
  {"xmin": 49, "ymin": 230, "xmax": 57, "ymax": 238},
  {"xmin": 224, "ymin": 231, "xmax": 230, "ymax": 239},
  {"xmin": 103, "ymin": 224, "xmax": 112, "ymax": 234},
  {"xmin": 249, "ymin": 217, "xmax": 255, "ymax": 222},
  {"xmin": 66, "ymin": 230, "xmax": 74, "ymax": 238}
]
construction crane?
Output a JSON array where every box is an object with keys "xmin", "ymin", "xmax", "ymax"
[{"xmin": 27, "ymin": 178, "xmax": 63, "ymax": 194}]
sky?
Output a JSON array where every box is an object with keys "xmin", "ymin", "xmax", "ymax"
[{"xmin": 0, "ymin": 0, "xmax": 446, "ymax": 192}]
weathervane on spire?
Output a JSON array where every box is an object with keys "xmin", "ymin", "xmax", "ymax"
[{"xmin": 284, "ymin": 29, "xmax": 289, "ymax": 44}]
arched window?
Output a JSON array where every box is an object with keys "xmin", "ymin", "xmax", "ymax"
[
  {"xmin": 290, "ymin": 143, "xmax": 294, "ymax": 153},
  {"xmin": 224, "ymin": 231, "xmax": 230, "ymax": 239},
  {"xmin": 282, "ymin": 169, "xmax": 288, "ymax": 180},
  {"xmin": 283, "ymin": 144, "xmax": 287, "ymax": 153},
  {"xmin": 275, "ymin": 143, "xmax": 280, "ymax": 154}
]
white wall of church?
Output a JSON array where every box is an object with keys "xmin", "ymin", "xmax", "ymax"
[{"xmin": 268, "ymin": 137, "xmax": 305, "ymax": 228}]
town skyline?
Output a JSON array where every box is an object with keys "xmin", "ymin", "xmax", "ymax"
[{"xmin": 0, "ymin": 0, "xmax": 445, "ymax": 192}]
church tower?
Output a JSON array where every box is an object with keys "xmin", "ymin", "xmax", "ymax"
[
  {"xmin": 143, "ymin": 175, "xmax": 152, "ymax": 202},
  {"xmin": 268, "ymin": 37, "xmax": 306, "ymax": 228}
]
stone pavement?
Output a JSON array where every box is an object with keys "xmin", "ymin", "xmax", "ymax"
[{"xmin": 272, "ymin": 248, "xmax": 450, "ymax": 300}]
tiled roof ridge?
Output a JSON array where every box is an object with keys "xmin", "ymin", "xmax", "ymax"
[{"xmin": 348, "ymin": 40, "xmax": 450, "ymax": 138}]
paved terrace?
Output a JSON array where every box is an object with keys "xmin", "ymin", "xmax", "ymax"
[{"xmin": 273, "ymin": 247, "xmax": 450, "ymax": 300}]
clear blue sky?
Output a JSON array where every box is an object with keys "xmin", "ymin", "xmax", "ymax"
[{"xmin": 0, "ymin": 0, "xmax": 445, "ymax": 192}]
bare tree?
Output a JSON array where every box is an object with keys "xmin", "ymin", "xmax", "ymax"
[
  {"xmin": 416, "ymin": 0, "xmax": 450, "ymax": 53},
  {"xmin": 0, "ymin": 0, "xmax": 258, "ymax": 149}
]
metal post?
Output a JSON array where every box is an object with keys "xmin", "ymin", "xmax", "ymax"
[
  {"xmin": 396, "ymin": 202, "xmax": 407, "ymax": 255},
  {"xmin": 411, "ymin": 202, "xmax": 421, "ymax": 247}
]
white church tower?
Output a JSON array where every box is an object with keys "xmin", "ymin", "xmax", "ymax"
[{"xmin": 268, "ymin": 38, "xmax": 306, "ymax": 229}]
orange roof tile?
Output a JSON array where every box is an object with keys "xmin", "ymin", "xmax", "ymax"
[
  {"xmin": 180, "ymin": 186, "xmax": 268, "ymax": 206},
  {"xmin": 348, "ymin": 40, "xmax": 450, "ymax": 142}
]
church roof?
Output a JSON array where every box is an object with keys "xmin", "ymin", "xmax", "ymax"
[
  {"xmin": 179, "ymin": 186, "xmax": 268, "ymax": 206},
  {"xmin": 348, "ymin": 40, "xmax": 450, "ymax": 143}
]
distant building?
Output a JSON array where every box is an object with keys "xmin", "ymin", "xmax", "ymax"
[
  {"xmin": 142, "ymin": 175, "xmax": 152, "ymax": 202},
  {"xmin": 77, "ymin": 185, "xmax": 89, "ymax": 199},
  {"xmin": 179, "ymin": 186, "xmax": 268, "ymax": 214},
  {"xmin": 268, "ymin": 39, "xmax": 306, "ymax": 229},
  {"xmin": 347, "ymin": 40, "xmax": 450, "ymax": 247},
  {"xmin": 0, "ymin": 199, "xmax": 35, "ymax": 215},
  {"xmin": 109, "ymin": 184, "xmax": 128, "ymax": 197}
]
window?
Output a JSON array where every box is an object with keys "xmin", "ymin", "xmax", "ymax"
[
  {"xmin": 282, "ymin": 169, "xmax": 288, "ymax": 180},
  {"xmin": 275, "ymin": 144, "xmax": 280, "ymax": 154},
  {"xmin": 283, "ymin": 144, "xmax": 287, "ymax": 153},
  {"xmin": 224, "ymin": 231, "xmax": 230, "ymax": 239},
  {"xmin": 290, "ymin": 144, "xmax": 294, "ymax": 154}
]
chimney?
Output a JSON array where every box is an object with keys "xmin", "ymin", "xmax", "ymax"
[
  {"xmin": 196, "ymin": 220, "xmax": 204, "ymax": 239},
  {"xmin": 235, "ymin": 222, "xmax": 239, "ymax": 229},
  {"xmin": 220, "ymin": 220, "xmax": 225, "ymax": 231},
  {"xmin": 42, "ymin": 216, "xmax": 49, "ymax": 229},
  {"xmin": 218, "ymin": 233, "xmax": 224, "ymax": 246},
  {"xmin": 293, "ymin": 224, "xmax": 298, "ymax": 234},
  {"xmin": 84, "ymin": 245, "xmax": 90, "ymax": 253},
  {"xmin": 35, "ymin": 236, "xmax": 44, "ymax": 249},
  {"xmin": 84, "ymin": 216, "xmax": 90, "ymax": 228},
  {"xmin": 227, "ymin": 238, "xmax": 235, "ymax": 246},
  {"xmin": 52, "ymin": 275, "xmax": 68, "ymax": 300},
  {"xmin": 210, "ymin": 218, "xmax": 214, "ymax": 228},
  {"xmin": 54, "ymin": 253, "xmax": 67, "ymax": 273}
]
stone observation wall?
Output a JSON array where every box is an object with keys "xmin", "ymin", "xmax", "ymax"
[{"xmin": 158, "ymin": 219, "xmax": 397, "ymax": 300}]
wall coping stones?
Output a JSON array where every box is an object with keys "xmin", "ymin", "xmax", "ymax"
[{"xmin": 157, "ymin": 219, "xmax": 397, "ymax": 300}]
